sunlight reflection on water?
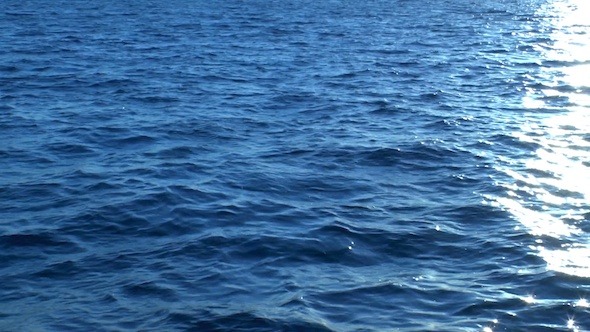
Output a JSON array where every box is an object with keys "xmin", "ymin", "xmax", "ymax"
[{"xmin": 493, "ymin": 0, "xmax": 590, "ymax": 278}]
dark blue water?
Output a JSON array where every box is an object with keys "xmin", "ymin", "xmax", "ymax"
[{"xmin": 1, "ymin": 0, "xmax": 589, "ymax": 331}]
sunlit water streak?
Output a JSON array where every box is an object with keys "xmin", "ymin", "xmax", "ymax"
[{"xmin": 492, "ymin": 0, "xmax": 590, "ymax": 278}]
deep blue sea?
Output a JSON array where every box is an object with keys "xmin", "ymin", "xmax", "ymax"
[{"xmin": 1, "ymin": 0, "xmax": 589, "ymax": 331}]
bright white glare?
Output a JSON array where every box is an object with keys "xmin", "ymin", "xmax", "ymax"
[
  {"xmin": 494, "ymin": 0, "xmax": 590, "ymax": 278},
  {"xmin": 538, "ymin": 246, "xmax": 590, "ymax": 278},
  {"xmin": 522, "ymin": 294, "xmax": 536, "ymax": 304},
  {"xmin": 574, "ymin": 298, "xmax": 589, "ymax": 308},
  {"xmin": 567, "ymin": 317, "xmax": 580, "ymax": 332},
  {"xmin": 492, "ymin": 197, "xmax": 581, "ymax": 238}
]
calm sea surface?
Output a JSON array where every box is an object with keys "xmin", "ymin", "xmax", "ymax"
[{"xmin": 1, "ymin": 0, "xmax": 589, "ymax": 331}]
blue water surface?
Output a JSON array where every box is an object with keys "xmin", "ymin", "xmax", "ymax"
[{"xmin": 1, "ymin": 0, "xmax": 589, "ymax": 331}]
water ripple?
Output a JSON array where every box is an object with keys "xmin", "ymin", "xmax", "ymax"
[{"xmin": 1, "ymin": 0, "xmax": 589, "ymax": 331}]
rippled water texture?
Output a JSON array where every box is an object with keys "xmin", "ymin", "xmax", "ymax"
[{"xmin": 1, "ymin": 0, "xmax": 589, "ymax": 331}]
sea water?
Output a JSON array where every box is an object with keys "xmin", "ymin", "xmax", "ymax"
[{"xmin": 1, "ymin": 0, "xmax": 589, "ymax": 331}]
